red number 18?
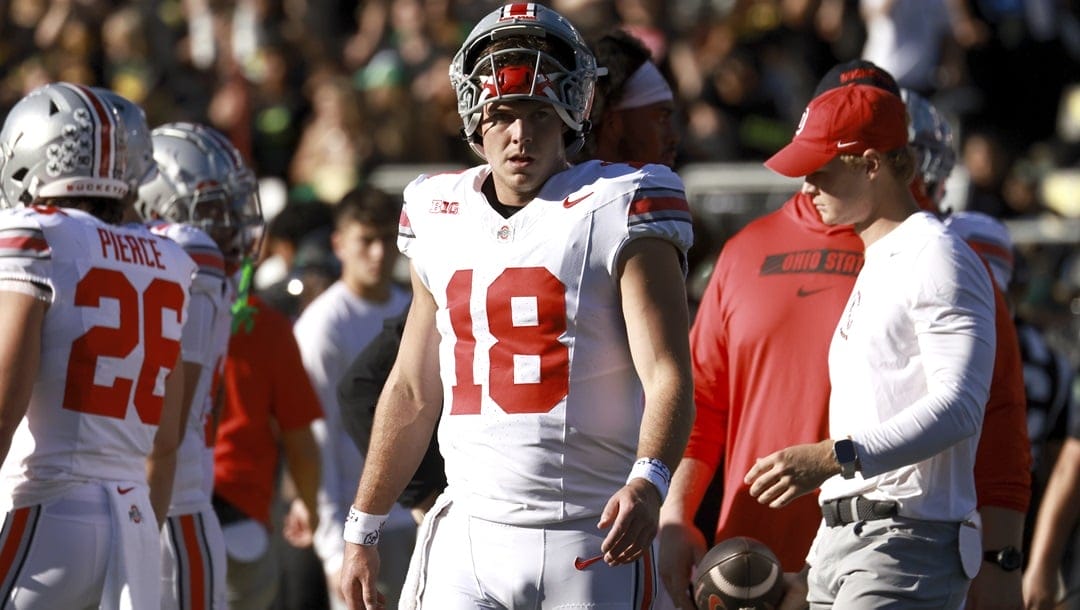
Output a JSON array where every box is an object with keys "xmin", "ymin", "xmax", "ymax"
[{"xmin": 446, "ymin": 267, "xmax": 569, "ymax": 415}]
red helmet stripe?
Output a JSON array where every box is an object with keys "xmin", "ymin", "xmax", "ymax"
[
  {"xmin": 502, "ymin": 3, "xmax": 537, "ymax": 20},
  {"xmin": 67, "ymin": 84, "xmax": 117, "ymax": 180}
]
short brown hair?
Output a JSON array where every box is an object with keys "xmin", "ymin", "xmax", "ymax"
[
  {"xmin": 840, "ymin": 147, "xmax": 916, "ymax": 183},
  {"xmin": 334, "ymin": 185, "xmax": 400, "ymax": 231}
]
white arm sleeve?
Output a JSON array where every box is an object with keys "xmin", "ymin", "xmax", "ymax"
[{"xmin": 854, "ymin": 249, "xmax": 996, "ymax": 477}]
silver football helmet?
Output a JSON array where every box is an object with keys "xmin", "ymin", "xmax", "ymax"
[
  {"xmin": 136, "ymin": 122, "xmax": 260, "ymax": 228},
  {"xmin": 93, "ymin": 88, "xmax": 156, "ymax": 195},
  {"xmin": 137, "ymin": 122, "xmax": 262, "ymax": 267},
  {"xmin": 449, "ymin": 3, "xmax": 599, "ymax": 158},
  {"xmin": 0, "ymin": 82, "xmax": 129, "ymax": 207},
  {"xmin": 901, "ymin": 89, "xmax": 957, "ymax": 206}
]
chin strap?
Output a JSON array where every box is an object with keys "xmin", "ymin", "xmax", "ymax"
[{"xmin": 230, "ymin": 257, "xmax": 258, "ymax": 335}]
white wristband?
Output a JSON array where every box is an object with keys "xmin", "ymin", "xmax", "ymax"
[
  {"xmin": 627, "ymin": 457, "xmax": 671, "ymax": 501},
  {"xmin": 343, "ymin": 506, "xmax": 388, "ymax": 546}
]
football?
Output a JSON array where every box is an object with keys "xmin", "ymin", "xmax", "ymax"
[{"xmin": 693, "ymin": 536, "xmax": 785, "ymax": 610}]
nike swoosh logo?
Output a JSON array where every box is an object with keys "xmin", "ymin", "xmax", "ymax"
[
  {"xmin": 797, "ymin": 286, "xmax": 831, "ymax": 297},
  {"xmin": 563, "ymin": 192, "xmax": 594, "ymax": 208},
  {"xmin": 117, "ymin": 486, "xmax": 135, "ymax": 495},
  {"xmin": 837, "ymin": 140, "xmax": 860, "ymax": 148},
  {"xmin": 573, "ymin": 554, "xmax": 604, "ymax": 570}
]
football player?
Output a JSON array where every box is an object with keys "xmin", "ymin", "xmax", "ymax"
[
  {"xmin": 0, "ymin": 82, "xmax": 195, "ymax": 609},
  {"xmin": 339, "ymin": 4, "xmax": 695, "ymax": 609},
  {"xmin": 136, "ymin": 121, "xmax": 262, "ymax": 610}
]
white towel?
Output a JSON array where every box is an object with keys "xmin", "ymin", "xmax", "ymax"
[
  {"xmin": 101, "ymin": 482, "xmax": 161, "ymax": 610},
  {"xmin": 399, "ymin": 493, "xmax": 452, "ymax": 610}
]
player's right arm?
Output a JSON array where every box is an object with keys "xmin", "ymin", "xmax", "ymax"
[
  {"xmin": 0, "ymin": 290, "xmax": 45, "ymax": 468},
  {"xmin": 659, "ymin": 248, "xmax": 732, "ymax": 606},
  {"xmin": 340, "ymin": 264, "xmax": 443, "ymax": 610}
]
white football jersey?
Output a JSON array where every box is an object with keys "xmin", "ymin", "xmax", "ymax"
[
  {"xmin": 0, "ymin": 207, "xmax": 195, "ymax": 510},
  {"xmin": 400, "ymin": 160, "xmax": 693, "ymax": 525},
  {"xmin": 148, "ymin": 221, "xmax": 233, "ymax": 514}
]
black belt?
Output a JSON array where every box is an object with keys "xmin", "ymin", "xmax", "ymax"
[{"xmin": 821, "ymin": 496, "xmax": 898, "ymax": 527}]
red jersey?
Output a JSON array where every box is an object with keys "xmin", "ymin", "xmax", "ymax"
[
  {"xmin": 213, "ymin": 296, "xmax": 323, "ymax": 525},
  {"xmin": 687, "ymin": 192, "xmax": 1029, "ymax": 571}
]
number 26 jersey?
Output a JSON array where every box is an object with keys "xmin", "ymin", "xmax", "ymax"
[
  {"xmin": 400, "ymin": 160, "xmax": 692, "ymax": 526},
  {"xmin": 0, "ymin": 206, "xmax": 195, "ymax": 510}
]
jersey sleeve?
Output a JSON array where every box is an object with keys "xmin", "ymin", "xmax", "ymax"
[
  {"xmin": 398, "ymin": 174, "xmax": 428, "ymax": 261},
  {"xmin": 151, "ymin": 222, "xmax": 226, "ymax": 297},
  {"xmin": 179, "ymin": 292, "xmax": 221, "ymax": 367},
  {"xmin": 0, "ymin": 210, "xmax": 55, "ymax": 302},
  {"xmin": 151, "ymin": 223, "xmax": 227, "ymax": 367},
  {"xmin": 973, "ymin": 283, "xmax": 1032, "ymax": 512},
  {"xmin": 624, "ymin": 165, "xmax": 694, "ymax": 274}
]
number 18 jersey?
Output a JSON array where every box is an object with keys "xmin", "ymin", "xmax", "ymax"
[
  {"xmin": 0, "ymin": 206, "xmax": 195, "ymax": 510},
  {"xmin": 400, "ymin": 160, "xmax": 692, "ymax": 526}
]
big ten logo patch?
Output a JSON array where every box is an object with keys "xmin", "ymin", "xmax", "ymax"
[{"xmin": 430, "ymin": 200, "xmax": 460, "ymax": 215}]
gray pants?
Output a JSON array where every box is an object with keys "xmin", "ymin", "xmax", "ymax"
[
  {"xmin": 223, "ymin": 519, "xmax": 279, "ymax": 610},
  {"xmin": 808, "ymin": 516, "xmax": 970, "ymax": 609}
]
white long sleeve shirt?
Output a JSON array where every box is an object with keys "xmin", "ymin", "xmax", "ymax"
[{"xmin": 821, "ymin": 211, "xmax": 996, "ymax": 522}]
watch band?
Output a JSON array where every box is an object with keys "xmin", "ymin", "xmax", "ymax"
[
  {"xmin": 833, "ymin": 438, "xmax": 858, "ymax": 479},
  {"xmin": 983, "ymin": 546, "xmax": 1023, "ymax": 571}
]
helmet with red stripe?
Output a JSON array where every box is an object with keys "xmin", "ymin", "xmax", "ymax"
[
  {"xmin": 0, "ymin": 82, "xmax": 129, "ymax": 207},
  {"xmin": 136, "ymin": 122, "xmax": 262, "ymax": 269},
  {"xmin": 450, "ymin": 3, "xmax": 599, "ymax": 159},
  {"xmin": 94, "ymin": 88, "xmax": 157, "ymax": 196}
]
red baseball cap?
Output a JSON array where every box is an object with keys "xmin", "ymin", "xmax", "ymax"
[{"xmin": 765, "ymin": 84, "xmax": 909, "ymax": 178}]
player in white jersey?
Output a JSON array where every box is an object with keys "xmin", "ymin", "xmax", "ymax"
[
  {"xmin": 136, "ymin": 122, "xmax": 262, "ymax": 610},
  {"xmin": 340, "ymin": 5, "xmax": 695, "ymax": 609},
  {"xmin": 0, "ymin": 82, "xmax": 195, "ymax": 609}
]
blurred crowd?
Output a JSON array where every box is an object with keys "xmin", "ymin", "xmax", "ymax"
[
  {"xmin": 2, "ymin": 1, "xmax": 1078, "ymax": 205},
  {"xmin": 7, "ymin": 0, "xmax": 1079, "ymax": 447}
]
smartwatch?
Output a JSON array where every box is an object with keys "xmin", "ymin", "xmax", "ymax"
[
  {"xmin": 984, "ymin": 546, "xmax": 1023, "ymax": 571},
  {"xmin": 833, "ymin": 438, "xmax": 858, "ymax": 480}
]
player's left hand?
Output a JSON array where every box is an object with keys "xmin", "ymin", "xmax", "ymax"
[
  {"xmin": 598, "ymin": 478, "xmax": 662, "ymax": 565},
  {"xmin": 340, "ymin": 542, "xmax": 386, "ymax": 610},
  {"xmin": 966, "ymin": 563, "xmax": 1023, "ymax": 609},
  {"xmin": 745, "ymin": 440, "xmax": 837, "ymax": 508}
]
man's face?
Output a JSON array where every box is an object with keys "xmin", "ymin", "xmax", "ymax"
[
  {"xmin": 480, "ymin": 99, "xmax": 567, "ymax": 205},
  {"xmin": 802, "ymin": 156, "xmax": 874, "ymax": 227},
  {"xmin": 192, "ymin": 194, "xmax": 244, "ymax": 269},
  {"xmin": 333, "ymin": 219, "xmax": 398, "ymax": 293},
  {"xmin": 610, "ymin": 100, "xmax": 678, "ymax": 167}
]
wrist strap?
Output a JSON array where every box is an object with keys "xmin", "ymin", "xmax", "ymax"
[
  {"xmin": 626, "ymin": 457, "xmax": 671, "ymax": 501},
  {"xmin": 343, "ymin": 506, "xmax": 388, "ymax": 546}
]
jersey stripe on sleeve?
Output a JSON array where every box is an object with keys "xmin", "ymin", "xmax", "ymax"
[
  {"xmin": 628, "ymin": 187, "xmax": 692, "ymax": 228},
  {"xmin": 0, "ymin": 227, "xmax": 50, "ymax": 260}
]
